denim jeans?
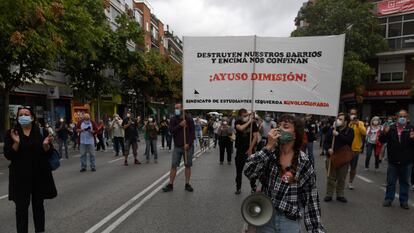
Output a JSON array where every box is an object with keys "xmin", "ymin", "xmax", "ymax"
[
  {"xmin": 58, "ymin": 138, "xmax": 68, "ymax": 159},
  {"xmin": 256, "ymin": 211, "xmax": 300, "ymax": 233},
  {"xmin": 113, "ymin": 137, "xmax": 125, "ymax": 156},
  {"xmin": 145, "ymin": 139, "xmax": 158, "ymax": 160},
  {"xmin": 365, "ymin": 143, "xmax": 379, "ymax": 169},
  {"xmin": 80, "ymin": 144, "xmax": 96, "ymax": 169},
  {"xmin": 385, "ymin": 163, "xmax": 413, "ymax": 204}
]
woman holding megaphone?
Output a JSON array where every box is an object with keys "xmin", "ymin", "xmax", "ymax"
[{"xmin": 245, "ymin": 114, "xmax": 325, "ymax": 233}]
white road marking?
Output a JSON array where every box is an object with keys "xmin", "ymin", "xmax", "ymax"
[
  {"xmin": 85, "ymin": 145, "xmax": 207, "ymax": 233},
  {"xmin": 107, "ymin": 157, "xmax": 124, "ymax": 163},
  {"xmin": 74, "ymin": 154, "xmax": 81, "ymax": 158},
  {"xmin": 0, "ymin": 195, "xmax": 8, "ymax": 200},
  {"xmin": 356, "ymin": 175, "xmax": 374, "ymax": 183}
]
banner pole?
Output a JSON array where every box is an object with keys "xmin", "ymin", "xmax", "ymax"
[
  {"xmin": 249, "ymin": 35, "xmax": 258, "ymax": 155},
  {"xmin": 183, "ymin": 109, "xmax": 188, "ymax": 165},
  {"xmin": 327, "ymin": 124, "xmax": 337, "ymax": 177}
]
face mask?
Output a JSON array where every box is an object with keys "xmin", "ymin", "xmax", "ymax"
[
  {"xmin": 335, "ymin": 119, "xmax": 343, "ymax": 127},
  {"xmin": 148, "ymin": 118, "xmax": 153, "ymax": 122},
  {"xmin": 242, "ymin": 116, "xmax": 249, "ymax": 122},
  {"xmin": 398, "ymin": 117, "xmax": 407, "ymax": 125},
  {"xmin": 279, "ymin": 129, "xmax": 294, "ymax": 145},
  {"xmin": 350, "ymin": 115, "xmax": 357, "ymax": 121},
  {"xmin": 175, "ymin": 109, "xmax": 181, "ymax": 116},
  {"xmin": 265, "ymin": 117, "xmax": 271, "ymax": 122},
  {"xmin": 163, "ymin": 117, "xmax": 166, "ymax": 120},
  {"xmin": 126, "ymin": 114, "xmax": 131, "ymax": 118},
  {"xmin": 18, "ymin": 115, "xmax": 32, "ymax": 126},
  {"xmin": 222, "ymin": 121, "xmax": 228, "ymax": 125}
]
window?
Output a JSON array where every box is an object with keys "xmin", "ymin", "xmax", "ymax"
[
  {"xmin": 146, "ymin": 22, "xmax": 149, "ymax": 32},
  {"xmin": 389, "ymin": 15, "xmax": 402, "ymax": 22},
  {"xmin": 403, "ymin": 21, "xmax": 414, "ymax": 35},
  {"xmin": 404, "ymin": 13, "xmax": 414, "ymax": 20},
  {"xmin": 378, "ymin": 57, "xmax": 405, "ymax": 83},
  {"xmin": 388, "ymin": 23, "xmax": 402, "ymax": 37},
  {"xmin": 135, "ymin": 11, "xmax": 143, "ymax": 26}
]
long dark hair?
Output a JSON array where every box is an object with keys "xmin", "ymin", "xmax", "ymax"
[{"xmin": 277, "ymin": 114, "xmax": 305, "ymax": 181}]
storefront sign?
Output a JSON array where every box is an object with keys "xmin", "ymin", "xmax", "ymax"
[
  {"xmin": 366, "ymin": 89, "xmax": 410, "ymax": 97},
  {"xmin": 377, "ymin": 0, "xmax": 414, "ymax": 15},
  {"xmin": 47, "ymin": 86, "xmax": 60, "ymax": 99}
]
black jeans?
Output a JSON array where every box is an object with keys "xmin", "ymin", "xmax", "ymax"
[
  {"xmin": 15, "ymin": 196, "xmax": 45, "ymax": 233},
  {"xmin": 113, "ymin": 137, "xmax": 125, "ymax": 156},
  {"xmin": 219, "ymin": 136, "xmax": 232, "ymax": 162},
  {"xmin": 235, "ymin": 148, "xmax": 256, "ymax": 190},
  {"xmin": 96, "ymin": 133, "xmax": 106, "ymax": 151},
  {"xmin": 161, "ymin": 133, "xmax": 168, "ymax": 148}
]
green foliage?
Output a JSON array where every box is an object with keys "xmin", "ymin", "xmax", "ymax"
[
  {"xmin": 0, "ymin": 0, "xmax": 63, "ymax": 92},
  {"xmin": 291, "ymin": 0, "xmax": 387, "ymax": 91}
]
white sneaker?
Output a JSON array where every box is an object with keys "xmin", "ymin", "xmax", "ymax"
[{"xmin": 348, "ymin": 183, "xmax": 355, "ymax": 190}]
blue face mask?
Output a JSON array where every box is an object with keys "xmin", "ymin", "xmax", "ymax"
[
  {"xmin": 398, "ymin": 117, "xmax": 407, "ymax": 125},
  {"xmin": 175, "ymin": 109, "xmax": 181, "ymax": 116},
  {"xmin": 18, "ymin": 115, "xmax": 32, "ymax": 126}
]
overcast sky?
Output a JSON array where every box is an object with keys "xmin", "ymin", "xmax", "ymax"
[{"xmin": 149, "ymin": 0, "xmax": 305, "ymax": 38}]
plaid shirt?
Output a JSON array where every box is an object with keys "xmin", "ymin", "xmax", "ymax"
[{"xmin": 244, "ymin": 149, "xmax": 325, "ymax": 233}]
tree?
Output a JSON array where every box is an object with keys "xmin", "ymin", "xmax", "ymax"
[
  {"xmin": 58, "ymin": 0, "xmax": 113, "ymax": 104},
  {"xmin": 0, "ymin": 0, "xmax": 64, "ymax": 139},
  {"xmin": 292, "ymin": 0, "xmax": 387, "ymax": 97}
]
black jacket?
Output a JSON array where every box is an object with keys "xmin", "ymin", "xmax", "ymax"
[
  {"xmin": 379, "ymin": 124, "xmax": 414, "ymax": 165},
  {"xmin": 4, "ymin": 126, "xmax": 57, "ymax": 203},
  {"xmin": 324, "ymin": 126, "xmax": 354, "ymax": 157}
]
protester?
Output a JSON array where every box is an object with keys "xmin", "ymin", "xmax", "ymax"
[
  {"xmin": 381, "ymin": 109, "xmax": 414, "ymax": 209},
  {"xmin": 4, "ymin": 107, "xmax": 57, "ymax": 233},
  {"xmin": 217, "ymin": 118, "xmax": 233, "ymax": 165},
  {"xmin": 55, "ymin": 118, "xmax": 69, "ymax": 159},
  {"xmin": 324, "ymin": 113, "xmax": 354, "ymax": 203},
  {"xmin": 213, "ymin": 117, "xmax": 221, "ymax": 148},
  {"xmin": 45, "ymin": 123, "xmax": 54, "ymax": 137},
  {"xmin": 144, "ymin": 116, "xmax": 159, "ymax": 163},
  {"xmin": 304, "ymin": 114, "xmax": 317, "ymax": 165},
  {"xmin": 96, "ymin": 120, "xmax": 106, "ymax": 152},
  {"xmin": 234, "ymin": 109, "xmax": 259, "ymax": 195},
  {"xmin": 111, "ymin": 114, "xmax": 125, "ymax": 157},
  {"xmin": 257, "ymin": 113, "xmax": 276, "ymax": 151},
  {"xmin": 162, "ymin": 103, "xmax": 195, "ymax": 192},
  {"xmin": 160, "ymin": 116, "xmax": 170, "ymax": 150},
  {"xmin": 365, "ymin": 116, "xmax": 382, "ymax": 171},
  {"xmin": 76, "ymin": 113, "xmax": 98, "ymax": 172},
  {"xmin": 320, "ymin": 120, "xmax": 331, "ymax": 156},
  {"xmin": 245, "ymin": 114, "xmax": 325, "ymax": 233},
  {"xmin": 122, "ymin": 111, "xmax": 141, "ymax": 166},
  {"xmin": 347, "ymin": 108, "xmax": 366, "ymax": 190}
]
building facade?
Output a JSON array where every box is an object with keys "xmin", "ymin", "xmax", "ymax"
[{"xmin": 164, "ymin": 25, "xmax": 183, "ymax": 64}]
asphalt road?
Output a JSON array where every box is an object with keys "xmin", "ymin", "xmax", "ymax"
[{"xmin": 0, "ymin": 140, "xmax": 413, "ymax": 233}]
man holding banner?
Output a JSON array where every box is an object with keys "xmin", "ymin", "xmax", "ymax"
[
  {"xmin": 235, "ymin": 109, "xmax": 259, "ymax": 195},
  {"xmin": 162, "ymin": 103, "xmax": 195, "ymax": 193}
]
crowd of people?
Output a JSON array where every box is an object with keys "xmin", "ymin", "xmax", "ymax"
[{"xmin": 3, "ymin": 104, "xmax": 414, "ymax": 233}]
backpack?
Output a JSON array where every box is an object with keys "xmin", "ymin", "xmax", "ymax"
[{"xmin": 40, "ymin": 128, "xmax": 61, "ymax": 171}]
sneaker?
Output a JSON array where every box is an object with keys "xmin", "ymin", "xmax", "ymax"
[
  {"xmin": 91, "ymin": 168, "xmax": 96, "ymax": 172},
  {"xmin": 337, "ymin": 197, "xmax": 348, "ymax": 203},
  {"xmin": 162, "ymin": 184, "xmax": 173, "ymax": 192},
  {"xmin": 235, "ymin": 189, "xmax": 241, "ymax": 195},
  {"xmin": 154, "ymin": 159, "xmax": 158, "ymax": 164},
  {"xmin": 251, "ymin": 188, "xmax": 257, "ymax": 194},
  {"xmin": 411, "ymin": 185, "xmax": 414, "ymax": 191},
  {"xmin": 80, "ymin": 168, "xmax": 86, "ymax": 172},
  {"xmin": 146, "ymin": 160, "xmax": 150, "ymax": 164},
  {"xmin": 185, "ymin": 183, "xmax": 194, "ymax": 192},
  {"xmin": 124, "ymin": 160, "xmax": 128, "ymax": 166},
  {"xmin": 135, "ymin": 159, "xmax": 141, "ymax": 165},
  {"xmin": 400, "ymin": 203, "xmax": 409, "ymax": 210},
  {"xmin": 348, "ymin": 183, "xmax": 354, "ymax": 190},
  {"xmin": 228, "ymin": 162, "xmax": 232, "ymax": 165},
  {"xmin": 383, "ymin": 200, "xmax": 392, "ymax": 207},
  {"xmin": 324, "ymin": 196, "xmax": 332, "ymax": 202}
]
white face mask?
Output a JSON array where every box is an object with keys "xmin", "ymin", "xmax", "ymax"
[
  {"xmin": 336, "ymin": 119, "xmax": 343, "ymax": 127},
  {"xmin": 148, "ymin": 118, "xmax": 153, "ymax": 122}
]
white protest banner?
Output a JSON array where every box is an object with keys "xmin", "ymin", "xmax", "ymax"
[{"xmin": 183, "ymin": 35, "xmax": 345, "ymax": 116}]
